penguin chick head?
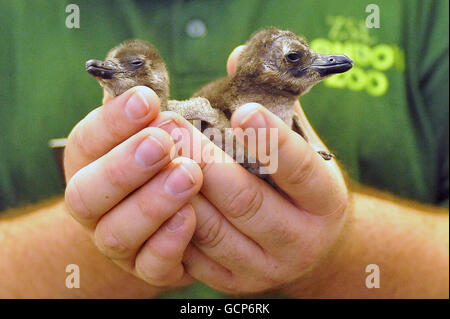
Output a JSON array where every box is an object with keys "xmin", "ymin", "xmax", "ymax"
[
  {"xmin": 234, "ymin": 27, "xmax": 353, "ymax": 96},
  {"xmin": 86, "ymin": 39, "xmax": 169, "ymax": 104}
]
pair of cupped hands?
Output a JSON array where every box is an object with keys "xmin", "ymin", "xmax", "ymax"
[{"xmin": 64, "ymin": 46, "xmax": 349, "ymax": 295}]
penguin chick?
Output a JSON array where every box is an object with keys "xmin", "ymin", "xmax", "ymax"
[
  {"xmin": 194, "ymin": 27, "xmax": 354, "ymax": 160},
  {"xmin": 86, "ymin": 40, "xmax": 170, "ymax": 109},
  {"xmin": 86, "ymin": 39, "xmax": 221, "ymax": 126}
]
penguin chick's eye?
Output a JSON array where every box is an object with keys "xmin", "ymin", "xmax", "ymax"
[
  {"xmin": 285, "ymin": 52, "xmax": 302, "ymax": 63},
  {"xmin": 129, "ymin": 60, "xmax": 144, "ymax": 67}
]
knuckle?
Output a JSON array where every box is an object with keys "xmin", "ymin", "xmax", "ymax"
[
  {"xmin": 104, "ymin": 160, "xmax": 134, "ymax": 194},
  {"xmin": 135, "ymin": 255, "xmax": 183, "ymax": 287},
  {"xmin": 68, "ymin": 121, "xmax": 98, "ymax": 163},
  {"xmin": 226, "ymin": 186, "xmax": 263, "ymax": 221},
  {"xmin": 64, "ymin": 178, "xmax": 95, "ymax": 221},
  {"xmin": 135, "ymin": 192, "xmax": 160, "ymax": 221},
  {"xmin": 285, "ymin": 151, "xmax": 316, "ymax": 186},
  {"xmin": 147, "ymin": 241, "xmax": 181, "ymax": 264},
  {"xmin": 94, "ymin": 223, "xmax": 131, "ymax": 259},
  {"xmin": 194, "ymin": 213, "xmax": 226, "ymax": 249},
  {"xmin": 103, "ymin": 110, "xmax": 127, "ymax": 141}
]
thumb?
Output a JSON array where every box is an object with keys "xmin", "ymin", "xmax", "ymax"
[
  {"xmin": 226, "ymin": 45, "xmax": 246, "ymax": 76},
  {"xmin": 293, "ymin": 100, "xmax": 329, "ymax": 152}
]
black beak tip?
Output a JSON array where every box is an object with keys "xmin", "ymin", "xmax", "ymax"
[
  {"xmin": 340, "ymin": 55, "xmax": 354, "ymax": 72},
  {"xmin": 311, "ymin": 54, "xmax": 354, "ymax": 76},
  {"xmin": 344, "ymin": 56, "xmax": 354, "ymax": 68},
  {"xmin": 344, "ymin": 55, "xmax": 354, "ymax": 68}
]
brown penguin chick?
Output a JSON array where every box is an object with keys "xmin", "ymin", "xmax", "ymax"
[
  {"xmin": 86, "ymin": 40, "xmax": 170, "ymax": 109},
  {"xmin": 194, "ymin": 27, "xmax": 354, "ymax": 160},
  {"xmin": 86, "ymin": 39, "xmax": 223, "ymax": 125}
]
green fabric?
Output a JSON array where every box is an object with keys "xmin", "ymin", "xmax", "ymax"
[{"xmin": 0, "ymin": 0, "xmax": 448, "ymax": 297}]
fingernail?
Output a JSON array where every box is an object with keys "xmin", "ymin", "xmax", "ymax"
[
  {"xmin": 156, "ymin": 119, "xmax": 183, "ymax": 143},
  {"xmin": 135, "ymin": 135, "xmax": 167, "ymax": 167},
  {"xmin": 166, "ymin": 212, "xmax": 186, "ymax": 232},
  {"xmin": 237, "ymin": 104, "xmax": 266, "ymax": 129},
  {"xmin": 125, "ymin": 87, "xmax": 151, "ymax": 120},
  {"xmin": 165, "ymin": 160, "xmax": 196, "ymax": 195}
]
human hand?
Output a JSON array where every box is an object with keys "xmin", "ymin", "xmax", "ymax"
[
  {"xmin": 151, "ymin": 46, "xmax": 349, "ymax": 294},
  {"xmin": 64, "ymin": 86, "xmax": 203, "ymax": 288}
]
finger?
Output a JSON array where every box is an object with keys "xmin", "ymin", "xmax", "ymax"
[
  {"xmin": 189, "ymin": 194, "xmax": 269, "ymax": 275},
  {"xmin": 226, "ymin": 45, "xmax": 246, "ymax": 76},
  {"xmin": 151, "ymin": 112, "xmax": 313, "ymax": 252},
  {"xmin": 183, "ymin": 244, "xmax": 237, "ymax": 293},
  {"xmin": 183, "ymin": 243, "xmax": 281, "ymax": 294},
  {"xmin": 65, "ymin": 127, "xmax": 173, "ymax": 228},
  {"xmin": 64, "ymin": 86, "xmax": 160, "ymax": 180},
  {"xmin": 93, "ymin": 157, "xmax": 203, "ymax": 260},
  {"xmin": 133, "ymin": 205, "xmax": 197, "ymax": 287},
  {"xmin": 184, "ymin": 239, "xmax": 286, "ymax": 293},
  {"xmin": 231, "ymin": 103, "xmax": 348, "ymax": 215}
]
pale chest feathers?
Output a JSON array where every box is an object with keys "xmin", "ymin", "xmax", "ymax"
[{"xmin": 230, "ymin": 94, "xmax": 296, "ymax": 128}]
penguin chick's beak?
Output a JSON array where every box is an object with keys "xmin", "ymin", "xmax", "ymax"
[
  {"xmin": 309, "ymin": 54, "xmax": 353, "ymax": 77},
  {"xmin": 86, "ymin": 59, "xmax": 121, "ymax": 79}
]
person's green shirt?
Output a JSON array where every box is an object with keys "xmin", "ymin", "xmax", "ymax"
[{"xmin": 0, "ymin": 0, "xmax": 448, "ymax": 297}]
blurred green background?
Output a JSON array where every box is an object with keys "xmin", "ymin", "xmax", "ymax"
[{"xmin": 0, "ymin": 0, "xmax": 448, "ymax": 298}]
